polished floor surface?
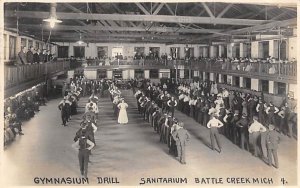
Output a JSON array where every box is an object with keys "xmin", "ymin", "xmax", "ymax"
[{"xmin": 2, "ymin": 90, "xmax": 298, "ymax": 186}]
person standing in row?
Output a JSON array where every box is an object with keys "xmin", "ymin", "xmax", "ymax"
[
  {"xmin": 72, "ymin": 131, "xmax": 95, "ymax": 178},
  {"xmin": 172, "ymin": 122, "xmax": 190, "ymax": 164},
  {"xmin": 207, "ymin": 114, "xmax": 224, "ymax": 153},
  {"xmin": 266, "ymin": 124, "xmax": 280, "ymax": 169},
  {"xmin": 167, "ymin": 96, "xmax": 177, "ymax": 118},
  {"xmin": 248, "ymin": 116, "xmax": 266, "ymax": 157},
  {"xmin": 117, "ymin": 99, "xmax": 128, "ymax": 124}
]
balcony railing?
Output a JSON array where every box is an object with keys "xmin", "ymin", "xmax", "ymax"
[
  {"xmin": 85, "ymin": 58, "xmax": 296, "ymax": 80},
  {"xmin": 4, "ymin": 60, "xmax": 70, "ymax": 89}
]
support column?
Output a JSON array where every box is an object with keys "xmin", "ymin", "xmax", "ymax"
[
  {"xmin": 251, "ymin": 78, "xmax": 259, "ymax": 91},
  {"xmin": 144, "ymin": 70, "xmax": 150, "ymax": 79},
  {"xmin": 209, "ymin": 73, "xmax": 215, "ymax": 81},
  {"xmin": 107, "ymin": 70, "xmax": 113, "ymax": 79},
  {"xmin": 219, "ymin": 74, "xmax": 222, "ymax": 83},
  {"xmin": 203, "ymin": 72, "xmax": 206, "ymax": 80},
  {"xmin": 129, "ymin": 69, "xmax": 135, "ymax": 79},
  {"xmin": 122, "ymin": 70, "xmax": 129, "ymax": 80},
  {"xmin": 179, "ymin": 69, "xmax": 184, "ymax": 79},
  {"xmin": 251, "ymin": 41, "xmax": 259, "ymax": 59},
  {"xmin": 239, "ymin": 77, "xmax": 244, "ymax": 88},
  {"xmin": 203, "ymin": 47, "xmax": 208, "ymax": 57},
  {"xmin": 219, "ymin": 45, "xmax": 225, "ymax": 57},
  {"xmin": 269, "ymin": 81, "xmax": 274, "ymax": 94},
  {"xmin": 227, "ymin": 43, "xmax": 233, "ymax": 58},
  {"xmin": 269, "ymin": 40, "xmax": 279, "ymax": 58},
  {"xmin": 240, "ymin": 43, "xmax": 244, "ymax": 58}
]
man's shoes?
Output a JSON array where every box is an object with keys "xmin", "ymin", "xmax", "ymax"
[
  {"xmin": 180, "ymin": 161, "xmax": 186, "ymax": 165},
  {"xmin": 19, "ymin": 132, "xmax": 24, "ymax": 135}
]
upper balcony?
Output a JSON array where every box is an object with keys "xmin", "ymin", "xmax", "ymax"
[
  {"xmin": 4, "ymin": 60, "xmax": 70, "ymax": 97},
  {"xmin": 84, "ymin": 58, "xmax": 297, "ymax": 84}
]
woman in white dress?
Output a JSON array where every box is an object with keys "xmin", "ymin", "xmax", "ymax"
[{"xmin": 117, "ymin": 99, "xmax": 128, "ymax": 124}]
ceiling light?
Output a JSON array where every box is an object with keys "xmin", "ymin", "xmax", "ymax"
[
  {"xmin": 43, "ymin": 3, "xmax": 62, "ymax": 28},
  {"xmin": 77, "ymin": 33, "xmax": 84, "ymax": 45}
]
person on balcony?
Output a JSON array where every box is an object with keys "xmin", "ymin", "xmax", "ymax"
[
  {"xmin": 33, "ymin": 48, "xmax": 40, "ymax": 64},
  {"xmin": 17, "ymin": 46, "xmax": 28, "ymax": 65},
  {"xmin": 26, "ymin": 46, "xmax": 34, "ymax": 64}
]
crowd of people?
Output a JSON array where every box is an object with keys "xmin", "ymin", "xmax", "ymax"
[
  {"xmin": 4, "ymin": 83, "xmax": 47, "ymax": 146},
  {"xmin": 16, "ymin": 46, "xmax": 54, "ymax": 65},
  {"xmin": 131, "ymin": 78, "xmax": 297, "ymax": 168}
]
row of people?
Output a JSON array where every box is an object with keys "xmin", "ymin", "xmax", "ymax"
[
  {"xmin": 17, "ymin": 46, "xmax": 53, "ymax": 65},
  {"xmin": 134, "ymin": 81, "xmax": 190, "ymax": 165},
  {"xmin": 73, "ymin": 91, "xmax": 99, "ymax": 178}
]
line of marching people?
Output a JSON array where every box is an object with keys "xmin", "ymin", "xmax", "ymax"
[
  {"xmin": 71, "ymin": 93, "xmax": 99, "ymax": 178},
  {"xmin": 133, "ymin": 80, "xmax": 190, "ymax": 165},
  {"xmin": 58, "ymin": 76, "xmax": 100, "ymax": 178}
]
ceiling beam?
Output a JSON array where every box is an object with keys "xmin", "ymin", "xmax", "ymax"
[
  {"xmin": 6, "ymin": 11, "xmax": 272, "ymax": 26},
  {"xmin": 195, "ymin": 18, "xmax": 296, "ymax": 40},
  {"xmin": 201, "ymin": 2, "xmax": 215, "ymax": 18},
  {"xmin": 217, "ymin": 4, "xmax": 233, "ymax": 18},
  {"xmin": 135, "ymin": 3, "xmax": 150, "ymax": 15},
  {"xmin": 153, "ymin": 3, "xmax": 164, "ymax": 15},
  {"xmin": 62, "ymin": 3, "xmax": 91, "ymax": 28},
  {"xmin": 11, "ymin": 23, "xmax": 223, "ymax": 34}
]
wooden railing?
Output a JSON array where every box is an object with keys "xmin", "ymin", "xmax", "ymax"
[{"xmin": 4, "ymin": 60, "xmax": 70, "ymax": 89}]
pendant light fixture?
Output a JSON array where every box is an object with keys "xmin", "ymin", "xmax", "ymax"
[
  {"xmin": 77, "ymin": 33, "xmax": 84, "ymax": 45},
  {"xmin": 43, "ymin": 3, "xmax": 62, "ymax": 28}
]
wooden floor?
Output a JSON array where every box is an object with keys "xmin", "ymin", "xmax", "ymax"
[{"xmin": 2, "ymin": 90, "xmax": 298, "ymax": 186}]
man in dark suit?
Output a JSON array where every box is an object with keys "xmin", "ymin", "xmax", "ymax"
[
  {"xmin": 58, "ymin": 98, "xmax": 69, "ymax": 126},
  {"xmin": 172, "ymin": 122, "xmax": 190, "ymax": 164},
  {"xmin": 33, "ymin": 48, "xmax": 40, "ymax": 63},
  {"xmin": 26, "ymin": 46, "xmax": 34, "ymax": 64},
  {"xmin": 266, "ymin": 124, "xmax": 280, "ymax": 168}
]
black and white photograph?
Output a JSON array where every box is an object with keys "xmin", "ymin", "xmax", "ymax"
[{"xmin": 0, "ymin": 0, "xmax": 299, "ymax": 187}]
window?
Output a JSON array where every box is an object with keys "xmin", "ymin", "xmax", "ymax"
[
  {"xmin": 170, "ymin": 47, "xmax": 180, "ymax": 59},
  {"xmin": 259, "ymin": 41, "xmax": 269, "ymax": 59},
  {"xmin": 97, "ymin": 46, "xmax": 108, "ymax": 59},
  {"xmin": 244, "ymin": 78, "xmax": 251, "ymax": 89},
  {"xmin": 98, "ymin": 70, "xmax": 107, "ymax": 79},
  {"xmin": 223, "ymin": 75, "xmax": 227, "ymax": 84},
  {"xmin": 184, "ymin": 47, "xmax": 194, "ymax": 59},
  {"xmin": 279, "ymin": 40, "xmax": 287, "ymax": 60},
  {"xmin": 149, "ymin": 47, "xmax": 160, "ymax": 59},
  {"xmin": 58, "ymin": 46, "xmax": 69, "ymax": 58},
  {"xmin": 261, "ymin": 80, "xmax": 269, "ymax": 93},
  {"xmin": 184, "ymin": 69, "xmax": 190, "ymax": 79},
  {"xmin": 234, "ymin": 76, "xmax": 240, "ymax": 87},
  {"xmin": 150, "ymin": 69, "xmax": 159, "ymax": 79},
  {"xmin": 277, "ymin": 82, "xmax": 286, "ymax": 95},
  {"xmin": 21, "ymin": 38, "xmax": 27, "ymax": 48},
  {"xmin": 4, "ymin": 34, "xmax": 7, "ymax": 60},
  {"xmin": 134, "ymin": 47, "xmax": 145, "ymax": 60},
  {"xmin": 28, "ymin": 40, "xmax": 33, "ymax": 48},
  {"xmin": 73, "ymin": 46, "xmax": 85, "ymax": 58},
  {"xmin": 243, "ymin": 43, "xmax": 251, "ymax": 58},
  {"xmin": 9, "ymin": 36, "xmax": 16, "ymax": 60},
  {"xmin": 135, "ymin": 69, "xmax": 144, "ymax": 79}
]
